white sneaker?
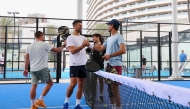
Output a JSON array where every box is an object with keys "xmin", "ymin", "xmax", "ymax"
[
  {"xmin": 181, "ymin": 72, "xmax": 184, "ymax": 76},
  {"xmin": 117, "ymin": 106, "xmax": 122, "ymax": 109},
  {"xmin": 111, "ymin": 104, "xmax": 116, "ymax": 109}
]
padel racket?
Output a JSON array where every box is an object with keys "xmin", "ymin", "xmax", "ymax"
[
  {"xmin": 105, "ymin": 63, "xmax": 118, "ymax": 84},
  {"xmin": 85, "ymin": 53, "xmax": 100, "ymax": 72},
  {"xmin": 58, "ymin": 26, "xmax": 70, "ymax": 42}
]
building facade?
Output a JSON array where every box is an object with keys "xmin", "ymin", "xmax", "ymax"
[{"xmin": 86, "ymin": 0, "xmax": 189, "ymax": 30}]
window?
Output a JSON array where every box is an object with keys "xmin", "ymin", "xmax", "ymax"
[
  {"xmin": 129, "ymin": 3, "xmax": 135, "ymax": 6},
  {"xmin": 130, "ymin": 10, "xmax": 135, "ymax": 13},
  {"xmin": 148, "ymin": 6, "xmax": 156, "ymax": 10},
  {"xmin": 138, "ymin": 1, "xmax": 145, "ymax": 4},
  {"xmin": 158, "ymin": 5, "xmax": 169, "ymax": 9},
  {"xmin": 122, "ymin": 12, "xmax": 127, "ymax": 15},
  {"xmin": 138, "ymin": 8, "xmax": 145, "ymax": 12},
  {"xmin": 122, "ymin": 5, "xmax": 127, "ymax": 8},
  {"xmin": 148, "ymin": 14, "xmax": 156, "ymax": 18},
  {"xmin": 182, "ymin": 2, "xmax": 187, "ymax": 5}
]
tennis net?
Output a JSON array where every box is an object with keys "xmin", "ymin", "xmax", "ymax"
[{"xmin": 83, "ymin": 70, "xmax": 190, "ymax": 109}]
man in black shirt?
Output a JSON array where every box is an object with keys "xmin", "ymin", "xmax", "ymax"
[
  {"xmin": 142, "ymin": 55, "xmax": 147, "ymax": 73},
  {"xmin": 86, "ymin": 33, "xmax": 105, "ymax": 103}
]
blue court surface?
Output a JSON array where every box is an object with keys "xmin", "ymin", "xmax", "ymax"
[
  {"xmin": 0, "ymin": 81, "xmax": 190, "ymax": 109},
  {"xmin": 0, "ymin": 83, "xmax": 90, "ymax": 109}
]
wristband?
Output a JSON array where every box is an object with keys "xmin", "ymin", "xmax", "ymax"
[{"xmin": 88, "ymin": 44, "xmax": 94, "ymax": 49}]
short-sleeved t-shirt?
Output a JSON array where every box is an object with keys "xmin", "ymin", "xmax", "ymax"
[
  {"xmin": 26, "ymin": 41, "xmax": 53, "ymax": 71},
  {"xmin": 66, "ymin": 35, "xmax": 87, "ymax": 66},
  {"xmin": 179, "ymin": 54, "xmax": 187, "ymax": 62},
  {"xmin": 103, "ymin": 33, "xmax": 125, "ymax": 66}
]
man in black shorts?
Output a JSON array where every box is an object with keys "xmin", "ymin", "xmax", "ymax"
[
  {"xmin": 142, "ymin": 55, "xmax": 147, "ymax": 73},
  {"xmin": 86, "ymin": 33, "xmax": 106, "ymax": 103},
  {"xmin": 63, "ymin": 20, "xmax": 89, "ymax": 109}
]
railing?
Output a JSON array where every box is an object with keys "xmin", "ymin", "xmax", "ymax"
[{"xmin": 0, "ymin": 16, "xmax": 190, "ymax": 83}]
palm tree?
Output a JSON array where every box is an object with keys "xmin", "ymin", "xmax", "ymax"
[
  {"xmin": 46, "ymin": 25, "xmax": 57, "ymax": 62},
  {"xmin": 89, "ymin": 23, "xmax": 109, "ymax": 40},
  {"xmin": 46, "ymin": 25, "xmax": 57, "ymax": 41},
  {"xmin": 89, "ymin": 23, "xmax": 109, "ymax": 36},
  {"xmin": 0, "ymin": 17, "xmax": 14, "ymax": 42}
]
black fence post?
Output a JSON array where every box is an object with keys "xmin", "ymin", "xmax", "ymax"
[
  {"xmin": 127, "ymin": 46, "xmax": 129, "ymax": 68},
  {"xmin": 120, "ymin": 22, "xmax": 122, "ymax": 35},
  {"xmin": 56, "ymin": 36, "xmax": 61, "ymax": 83},
  {"xmin": 157, "ymin": 23, "xmax": 161, "ymax": 81},
  {"xmin": 140, "ymin": 31, "xmax": 142, "ymax": 68},
  {"xmin": 18, "ymin": 26, "xmax": 20, "ymax": 70},
  {"xmin": 169, "ymin": 32, "xmax": 172, "ymax": 76},
  {"xmin": 129, "ymin": 50, "xmax": 130, "ymax": 67},
  {"xmin": 43, "ymin": 27, "xmax": 45, "ymax": 41},
  {"xmin": 36, "ymin": 18, "xmax": 39, "ymax": 32},
  {"xmin": 62, "ymin": 51, "xmax": 66, "ymax": 72},
  {"xmin": 151, "ymin": 46, "xmax": 153, "ymax": 65},
  {"xmin": 4, "ymin": 26, "xmax": 8, "ymax": 79}
]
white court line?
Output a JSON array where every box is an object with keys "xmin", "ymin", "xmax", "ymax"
[{"xmin": 17, "ymin": 105, "xmax": 89, "ymax": 109}]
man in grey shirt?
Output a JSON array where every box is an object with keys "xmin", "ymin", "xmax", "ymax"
[{"xmin": 23, "ymin": 31, "xmax": 66, "ymax": 109}]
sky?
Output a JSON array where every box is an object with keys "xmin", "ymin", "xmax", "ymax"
[{"xmin": 0, "ymin": 0, "xmax": 88, "ymax": 28}]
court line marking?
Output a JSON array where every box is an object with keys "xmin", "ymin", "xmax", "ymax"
[{"xmin": 17, "ymin": 105, "xmax": 89, "ymax": 109}]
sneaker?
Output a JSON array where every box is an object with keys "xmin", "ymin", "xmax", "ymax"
[
  {"xmin": 35, "ymin": 99, "xmax": 46, "ymax": 108},
  {"xmin": 99, "ymin": 96, "xmax": 104, "ymax": 103},
  {"xmin": 74, "ymin": 104, "xmax": 83, "ymax": 109},
  {"xmin": 31, "ymin": 104, "xmax": 38, "ymax": 109},
  {"xmin": 63, "ymin": 102, "xmax": 69, "ymax": 109}
]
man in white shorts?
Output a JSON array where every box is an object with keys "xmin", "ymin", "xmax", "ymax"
[
  {"xmin": 23, "ymin": 31, "xmax": 66, "ymax": 109},
  {"xmin": 63, "ymin": 20, "xmax": 89, "ymax": 109}
]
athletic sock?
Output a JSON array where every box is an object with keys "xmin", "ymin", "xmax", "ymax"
[
  {"xmin": 65, "ymin": 97, "xmax": 69, "ymax": 103},
  {"xmin": 76, "ymin": 99, "xmax": 81, "ymax": 106},
  {"xmin": 31, "ymin": 100, "xmax": 35, "ymax": 106},
  {"xmin": 39, "ymin": 95, "xmax": 44, "ymax": 100}
]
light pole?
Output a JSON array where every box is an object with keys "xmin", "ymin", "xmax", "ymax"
[{"xmin": 7, "ymin": 11, "xmax": 19, "ymax": 72}]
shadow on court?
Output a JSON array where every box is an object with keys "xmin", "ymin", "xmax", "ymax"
[{"xmin": 0, "ymin": 83, "xmax": 90, "ymax": 109}]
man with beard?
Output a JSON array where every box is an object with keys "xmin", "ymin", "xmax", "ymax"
[{"xmin": 63, "ymin": 20, "xmax": 89, "ymax": 109}]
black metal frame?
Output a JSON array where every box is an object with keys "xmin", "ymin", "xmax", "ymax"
[{"xmin": 0, "ymin": 16, "xmax": 190, "ymax": 83}]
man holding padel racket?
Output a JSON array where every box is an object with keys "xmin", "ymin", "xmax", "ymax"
[
  {"xmin": 88, "ymin": 19, "xmax": 126, "ymax": 109},
  {"xmin": 63, "ymin": 20, "xmax": 89, "ymax": 109}
]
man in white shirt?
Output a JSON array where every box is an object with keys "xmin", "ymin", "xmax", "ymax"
[
  {"xmin": 0, "ymin": 54, "xmax": 4, "ymax": 74},
  {"xmin": 63, "ymin": 20, "xmax": 89, "ymax": 109},
  {"xmin": 23, "ymin": 31, "xmax": 66, "ymax": 109}
]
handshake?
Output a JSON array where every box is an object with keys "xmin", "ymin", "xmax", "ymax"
[{"xmin": 82, "ymin": 40, "xmax": 90, "ymax": 47}]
